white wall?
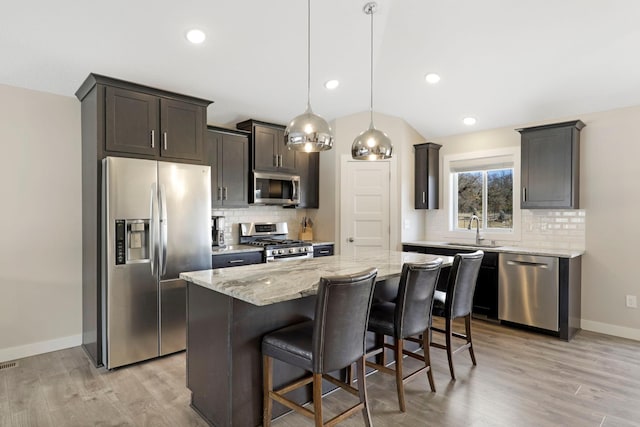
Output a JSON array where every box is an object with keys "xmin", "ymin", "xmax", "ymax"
[
  {"xmin": 426, "ymin": 107, "xmax": 640, "ymax": 340},
  {"xmin": 0, "ymin": 84, "xmax": 82, "ymax": 362},
  {"xmin": 313, "ymin": 111, "xmax": 427, "ymax": 253}
]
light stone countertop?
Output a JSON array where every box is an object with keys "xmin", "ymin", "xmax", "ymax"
[
  {"xmin": 181, "ymin": 249, "xmax": 452, "ymax": 306},
  {"xmin": 305, "ymin": 241, "xmax": 334, "ymax": 246},
  {"xmin": 403, "ymin": 241, "xmax": 584, "ymax": 259}
]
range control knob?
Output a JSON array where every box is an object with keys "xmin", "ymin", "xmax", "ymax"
[{"xmin": 289, "ymin": 248, "xmax": 295, "ymax": 253}]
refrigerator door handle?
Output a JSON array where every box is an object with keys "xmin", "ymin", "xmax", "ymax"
[
  {"xmin": 150, "ymin": 183, "xmax": 157, "ymax": 278},
  {"xmin": 159, "ymin": 183, "xmax": 168, "ymax": 276}
]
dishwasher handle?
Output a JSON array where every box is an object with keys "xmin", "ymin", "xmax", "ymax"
[{"xmin": 506, "ymin": 260, "xmax": 550, "ymax": 268}]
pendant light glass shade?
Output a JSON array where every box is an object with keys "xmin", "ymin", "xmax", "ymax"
[
  {"xmin": 284, "ymin": 0, "xmax": 334, "ymax": 152},
  {"xmin": 352, "ymin": 2, "xmax": 393, "ymax": 160}
]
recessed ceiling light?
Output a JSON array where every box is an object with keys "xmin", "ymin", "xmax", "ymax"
[
  {"xmin": 425, "ymin": 73, "xmax": 441, "ymax": 84},
  {"xmin": 463, "ymin": 117, "xmax": 477, "ymax": 126},
  {"xmin": 324, "ymin": 79, "xmax": 340, "ymax": 90},
  {"xmin": 186, "ymin": 29, "xmax": 206, "ymax": 44}
]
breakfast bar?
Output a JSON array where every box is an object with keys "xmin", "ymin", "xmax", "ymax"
[{"xmin": 180, "ymin": 250, "xmax": 451, "ymax": 427}]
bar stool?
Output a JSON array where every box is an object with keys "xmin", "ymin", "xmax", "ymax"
[
  {"xmin": 262, "ymin": 268, "xmax": 378, "ymax": 427},
  {"xmin": 365, "ymin": 259, "xmax": 443, "ymax": 412},
  {"xmin": 431, "ymin": 250, "xmax": 484, "ymax": 380}
]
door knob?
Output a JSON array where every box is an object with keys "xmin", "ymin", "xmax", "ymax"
[{"xmin": 348, "ymin": 237, "xmax": 354, "ymax": 242}]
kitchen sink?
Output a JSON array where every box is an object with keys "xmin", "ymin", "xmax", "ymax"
[{"xmin": 443, "ymin": 242, "xmax": 502, "ymax": 249}]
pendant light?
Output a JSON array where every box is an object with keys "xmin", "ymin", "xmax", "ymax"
[
  {"xmin": 351, "ymin": 2, "xmax": 393, "ymax": 160},
  {"xmin": 284, "ymin": 0, "xmax": 334, "ymax": 153}
]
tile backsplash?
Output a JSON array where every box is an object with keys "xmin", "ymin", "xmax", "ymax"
[
  {"xmin": 425, "ymin": 209, "xmax": 586, "ymax": 250},
  {"xmin": 519, "ymin": 209, "xmax": 585, "ymax": 250},
  {"xmin": 212, "ymin": 206, "xmax": 308, "ymax": 245}
]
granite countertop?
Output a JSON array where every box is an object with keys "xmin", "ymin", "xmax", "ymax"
[
  {"xmin": 403, "ymin": 240, "xmax": 584, "ymax": 259},
  {"xmin": 181, "ymin": 249, "xmax": 452, "ymax": 306},
  {"xmin": 211, "ymin": 244, "xmax": 263, "ymax": 256},
  {"xmin": 304, "ymin": 240, "xmax": 334, "ymax": 246}
]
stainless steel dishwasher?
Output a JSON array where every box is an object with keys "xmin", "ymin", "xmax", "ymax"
[{"xmin": 498, "ymin": 253, "xmax": 559, "ymax": 331}]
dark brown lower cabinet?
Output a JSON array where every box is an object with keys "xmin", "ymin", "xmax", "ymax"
[
  {"xmin": 313, "ymin": 244, "xmax": 334, "ymax": 257},
  {"xmin": 402, "ymin": 244, "xmax": 498, "ymax": 320},
  {"xmin": 211, "ymin": 251, "xmax": 263, "ymax": 269}
]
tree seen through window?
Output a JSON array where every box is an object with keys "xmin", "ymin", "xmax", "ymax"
[{"xmin": 456, "ymin": 169, "xmax": 513, "ymax": 230}]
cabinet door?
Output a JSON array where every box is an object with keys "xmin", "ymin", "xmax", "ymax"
[
  {"xmin": 253, "ymin": 125, "xmax": 279, "ymax": 171},
  {"xmin": 295, "ymin": 152, "xmax": 319, "ymax": 208},
  {"xmin": 277, "ymin": 128, "xmax": 297, "ymax": 172},
  {"xmin": 160, "ymin": 99, "xmax": 204, "ymax": 161},
  {"xmin": 414, "ymin": 143, "xmax": 440, "ymax": 209},
  {"xmin": 220, "ymin": 133, "xmax": 249, "ymax": 207},
  {"xmin": 521, "ymin": 123, "xmax": 580, "ymax": 209},
  {"xmin": 204, "ymin": 131, "xmax": 222, "ymax": 207},
  {"xmin": 105, "ymin": 87, "xmax": 159, "ymax": 156}
]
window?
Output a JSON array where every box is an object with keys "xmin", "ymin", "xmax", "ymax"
[
  {"xmin": 443, "ymin": 148, "xmax": 519, "ymax": 239},
  {"xmin": 454, "ymin": 168, "xmax": 513, "ymax": 230}
]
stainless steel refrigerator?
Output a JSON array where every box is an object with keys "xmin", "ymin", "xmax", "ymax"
[{"xmin": 102, "ymin": 156, "xmax": 211, "ymax": 369}]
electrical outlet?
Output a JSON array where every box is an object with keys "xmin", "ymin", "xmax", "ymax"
[{"xmin": 626, "ymin": 295, "xmax": 637, "ymax": 309}]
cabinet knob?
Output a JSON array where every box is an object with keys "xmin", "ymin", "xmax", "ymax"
[
  {"xmin": 348, "ymin": 237, "xmax": 354, "ymax": 243},
  {"xmin": 150, "ymin": 130, "xmax": 155, "ymax": 148},
  {"xmin": 522, "ymin": 187, "xmax": 526, "ymax": 202},
  {"xmin": 422, "ymin": 191, "xmax": 426, "ymax": 204},
  {"xmin": 163, "ymin": 132, "xmax": 168, "ymax": 150}
]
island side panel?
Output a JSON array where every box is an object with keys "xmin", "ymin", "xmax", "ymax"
[
  {"xmin": 230, "ymin": 295, "xmax": 317, "ymax": 426},
  {"xmin": 187, "ymin": 283, "xmax": 233, "ymax": 427}
]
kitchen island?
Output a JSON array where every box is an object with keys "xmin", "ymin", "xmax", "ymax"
[{"xmin": 180, "ymin": 250, "xmax": 451, "ymax": 427}]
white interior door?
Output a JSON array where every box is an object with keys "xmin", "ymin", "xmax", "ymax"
[{"xmin": 340, "ymin": 158, "xmax": 390, "ymax": 257}]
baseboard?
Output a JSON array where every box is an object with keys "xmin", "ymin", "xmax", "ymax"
[
  {"xmin": 581, "ymin": 319, "xmax": 640, "ymax": 342},
  {"xmin": 0, "ymin": 334, "xmax": 82, "ymax": 363}
]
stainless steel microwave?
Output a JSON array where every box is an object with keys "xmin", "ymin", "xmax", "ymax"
[{"xmin": 252, "ymin": 171, "xmax": 300, "ymax": 205}]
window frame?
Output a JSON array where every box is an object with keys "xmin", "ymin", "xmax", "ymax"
[{"xmin": 442, "ymin": 147, "xmax": 521, "ymax": 243}]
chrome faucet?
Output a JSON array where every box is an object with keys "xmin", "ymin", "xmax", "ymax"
[{"xmin": 468, "ymin": 215, "xmax": 484, "ymax": 245}]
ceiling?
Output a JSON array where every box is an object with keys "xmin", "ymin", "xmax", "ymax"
[{"xmin": 2, "ymin": 0, "xmax": 640, "ymax": 138}]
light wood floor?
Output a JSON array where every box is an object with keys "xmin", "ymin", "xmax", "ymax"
[{"xmin": 1, "ymin": 320, "xmax": 639, "ymax": 427}]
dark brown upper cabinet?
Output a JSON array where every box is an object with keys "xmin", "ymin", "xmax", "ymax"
[
  {"xmin": 205, "ymin": 127, "xmax": 250, "ymax": 208},
  {"xmin": 236, "ymin": 119, "xmax": 296, "ymax": 173},
  {"xmin": 294, "ymin": 151, "xmax": 319, "ymax": 209},
  {"xmin": 518, "ymin": 120, "xmax": 585, "ymax": 209},
  {"xmin": 78, "ymin": 74, "xmax": 212, "ymax": 163},
  {"xmin": 414, "ymin": 142, "xmax": 441, "ymax": 209}
]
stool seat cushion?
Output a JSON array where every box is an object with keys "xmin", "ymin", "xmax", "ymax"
[
  {"xmin": 262, "ymin": 321, "xmax": 314, "ymax": 372},
  {"xmin": 432, "ymin": 290, "xmax": 446, "ymax": 317},
  {"xmin": 367, "ymin": 301, "xmax": 396, "ymax": 336}
]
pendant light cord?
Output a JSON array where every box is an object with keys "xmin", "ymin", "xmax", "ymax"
[
  {"xmin": 369, "ymin": 4, "xmax": 375, "ymax": 127},
  {"xmin": 307, "ymin": 0, "xmax": 311, "ymax": 111}
]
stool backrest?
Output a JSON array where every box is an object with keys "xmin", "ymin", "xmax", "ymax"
[
  {"xmin": 446, "ymin": 250, "xmax": 484, "ymax": 319},
  {"xmin": 395, "ymin": 259, "xmax": 443, "ymax": 338},
  {"xmin": 312, "ymin": 268, "xmax": 378, "ymax": 373}
]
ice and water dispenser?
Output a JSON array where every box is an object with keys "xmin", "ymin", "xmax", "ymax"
[{"xmin": 114, "ymin": 219, "xmax": 150, "ymax": 265}]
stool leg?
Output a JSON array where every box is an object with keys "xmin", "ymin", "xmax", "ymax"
[
  {"xmin": 445, "ymin": 317, "xmax": 456, "ymax": 380},
  {"xmin": 394, "ymin": 337, "xmax": 406, "ymax": 412},
  {"xmin": 465, "ymin": 314, "xmax": 477, "ymax": 366},
  {"xmin": 421, "ymin": 331, "xmax": 436, "ymax": 392},
  {"xmin": 356, "ymin": 356, "xmax": 372, "ymax": 427},
  {"xmin": 262, "ymin": 355, "xmax": 273, "ymax": 426},
  {"xmin": 313, "ymin": 373, "xmax": 323, "ymax": 427}
]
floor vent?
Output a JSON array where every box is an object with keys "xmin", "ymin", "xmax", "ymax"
[{"xmin": 0, "ymin": 361, "xmax": 18, "ymax": 371}]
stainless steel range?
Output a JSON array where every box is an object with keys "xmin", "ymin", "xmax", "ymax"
[{"xmin": 239, "ymin": 222, "xmax": 313, "ymax": 262}]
